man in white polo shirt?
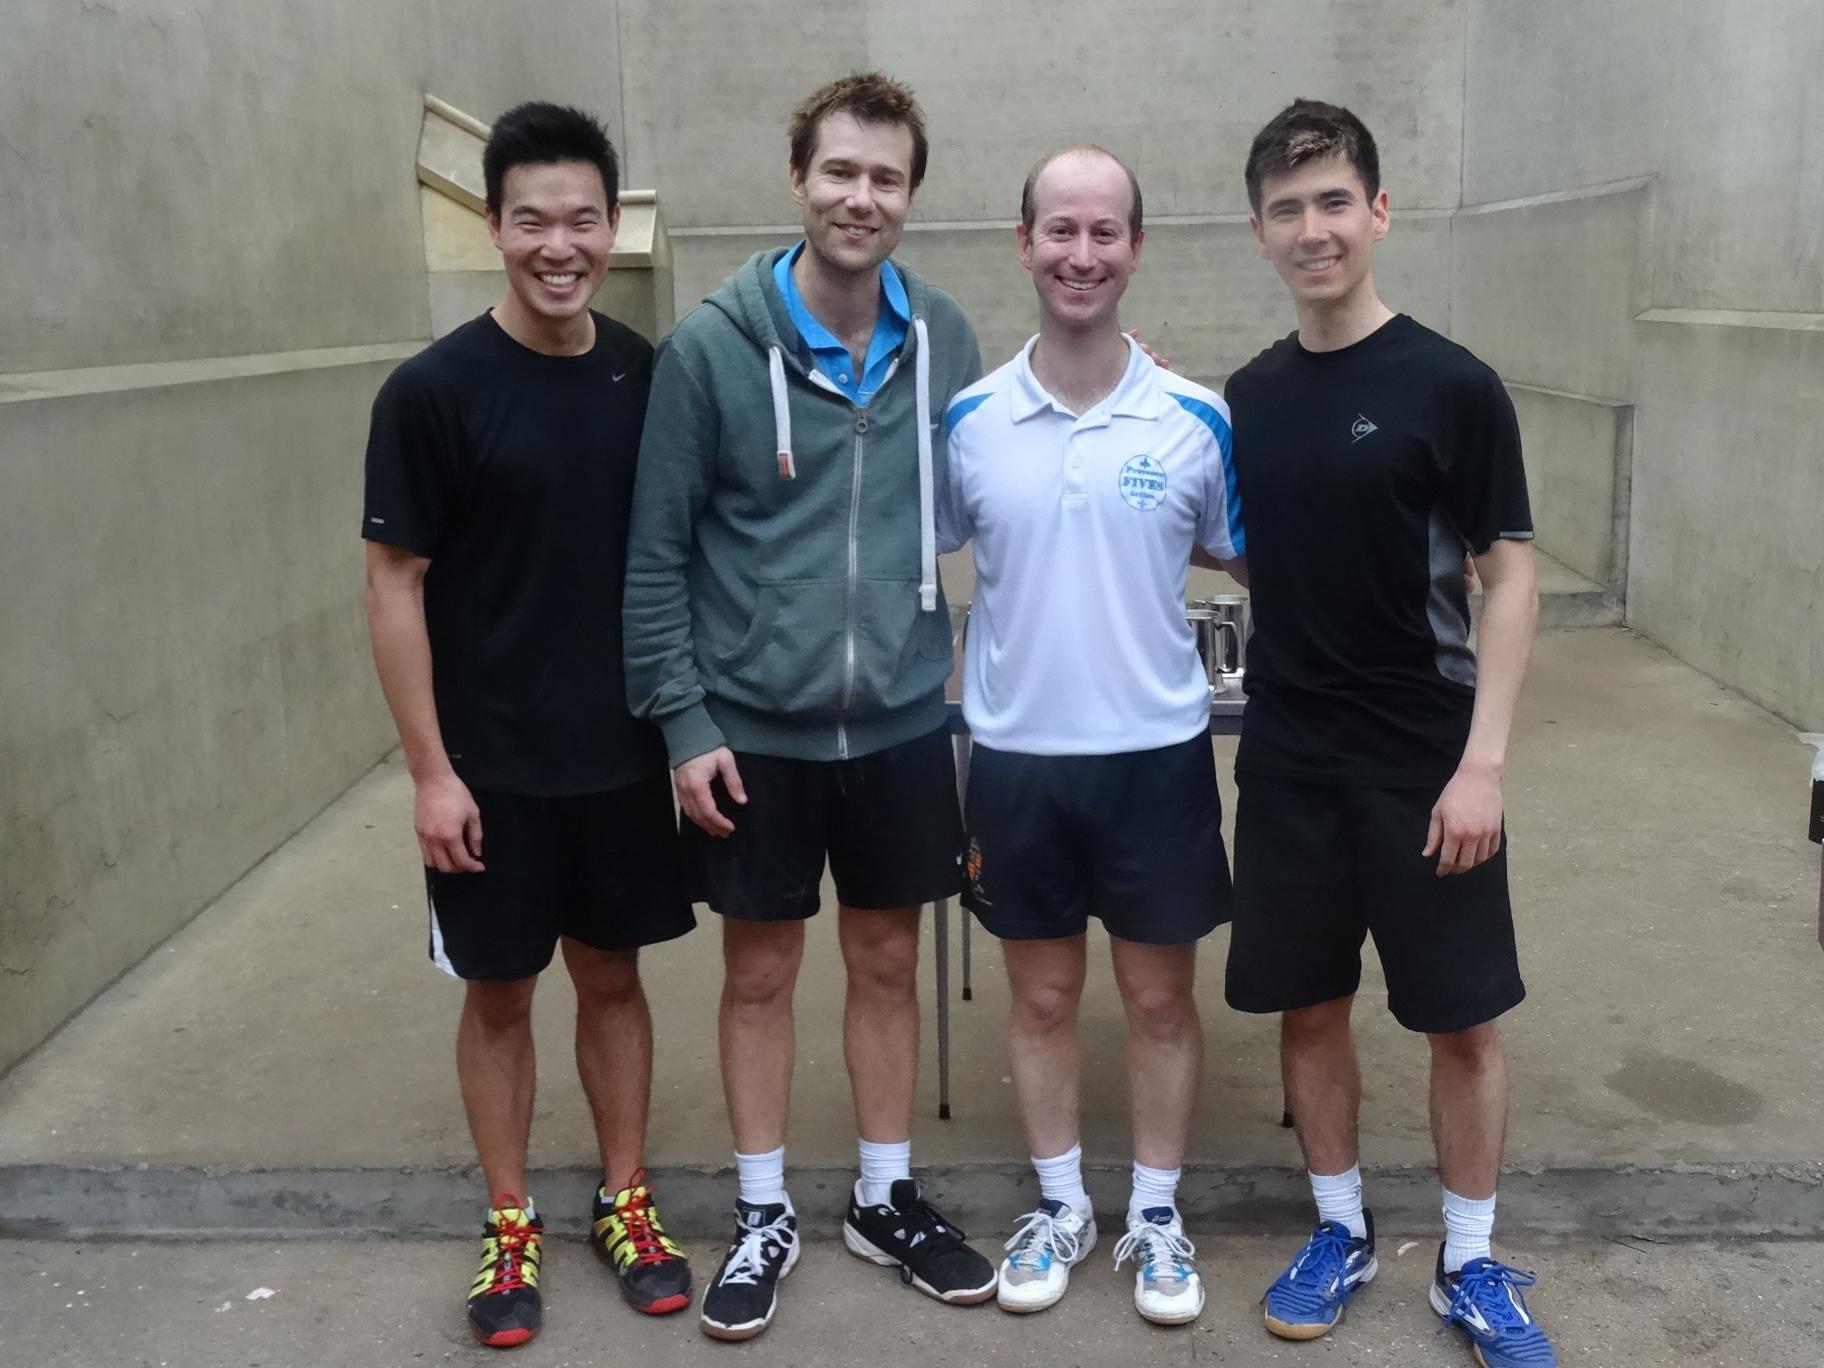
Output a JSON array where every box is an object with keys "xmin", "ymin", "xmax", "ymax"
[{"xmin": 938, "ymin": 145, "xmax": 1245, "ymax": 1326}]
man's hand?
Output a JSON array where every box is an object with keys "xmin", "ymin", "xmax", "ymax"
[
  {"xmin": 1422, "ymin": 760, "xmax": 1504, "ymax": 876},
  {"xmin": 1127, "ymin": 330, "xmax": 1170, "ymax": 370},
  {"xmin": 416, "ymin": 771, "xmax": 484, "ymax": 874},
  {"xmin": 675, "ymin": 746, "xmax": 746, "ymax": 837}
]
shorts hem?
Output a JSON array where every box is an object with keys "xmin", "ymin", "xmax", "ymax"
[{"xmin": 1388, "ymin": 982, "xmax": 1527, "ymax": 1035}]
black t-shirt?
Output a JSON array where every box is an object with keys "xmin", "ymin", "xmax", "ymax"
[
  {"xmin": 1225, "ymin": 314, "xmax": 1532, "ymax": 787},
  {"xmin": 361, "ymin": 310, "xmax": 665, "ymax": 796}
]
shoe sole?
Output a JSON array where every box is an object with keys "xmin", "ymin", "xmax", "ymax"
[
  {"xmin": 843, "ymin": 1224, "xmax": 998, "ymax": 1304},
  {"xmin": 1137, "ymin": 1291, "xmax": 1205, "ymax": 1327},
  {"xmin": 699, "ymin": 1240, "xmax": 801, "ymax": 1341},
  {"xmin": 1263, "ymin": 1256, "xmax": 1378, "ymax": 1341},
  {"xmin": 469, "ymin": 1325, "xmax": 537, "ymax": 1348}
]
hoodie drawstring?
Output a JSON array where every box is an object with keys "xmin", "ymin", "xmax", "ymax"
[
  {"xmin": 768, "ymin": 324, "xmax": 938, "ymax": 615},
  {"xmin": 768, "ymin": 345, "xmax": 795, "ymax": 479},
  {"xmin": 913, "ymin": 316, "xmax": 937, "ymax": 613}
]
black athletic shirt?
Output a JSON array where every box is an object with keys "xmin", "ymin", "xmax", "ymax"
[
  {"xmin": 361, "ymin": 310, "xmax": 666, "ymax": 796},
  {"xmin": 1224, "ymin": 314, "xmax": 1531, "ymax": 787}
]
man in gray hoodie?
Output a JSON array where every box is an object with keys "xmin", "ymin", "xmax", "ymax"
[{"xmin": 624, "ymin": 72, "xmax": 995, "ymax": 1341}]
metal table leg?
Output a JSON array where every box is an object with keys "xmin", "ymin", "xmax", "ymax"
[
  {"xmin": 935, "ymin": 896, "xmax": 951, "ymax": 1120},
  {"xmin": 953, "ymin": 732, "xmax": 975, "ymax": 1001}
]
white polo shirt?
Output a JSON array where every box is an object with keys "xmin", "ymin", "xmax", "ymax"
[{"xmin": 938, "ymin": 336, "xmax": 1244, "ymax": 756}]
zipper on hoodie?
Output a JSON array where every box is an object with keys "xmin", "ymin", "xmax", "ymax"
[{"xmin": 838, "ymin": 405, "xmax": 869, "ymax": 759}]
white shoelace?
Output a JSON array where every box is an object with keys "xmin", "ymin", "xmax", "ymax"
[
  {"xmin": 1002, "ymin": 1207, "xmax": 1086, "ymax": 1270},
  {"xmin": 1112, "ymin": 1221, "xmax": 1197, "ymax": 1281},
  {"xmin": 716, "ymin": 1213, "xmax": 798, "ymax": 1287}
]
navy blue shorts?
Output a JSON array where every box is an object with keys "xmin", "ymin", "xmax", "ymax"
[
  {"xmin": 1224, "ymin": 772, "xmax": 1525, "ymax": 1034},
  {"xmin": 960, "ymin": 733, "xmax": 1232, "ymax": 945}
]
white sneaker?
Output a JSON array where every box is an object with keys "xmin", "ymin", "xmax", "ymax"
[
  {"xmin": 1112, "ymin": 1207, "xmax": 1204, "ymax": 1325},
  {"xmin": 996, "ymin": 1199, "xmax": 1097, "ymax": 1313}
]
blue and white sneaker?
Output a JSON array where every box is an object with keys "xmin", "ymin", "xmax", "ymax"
[
  {"xmin": 1111, "ymin": 1207, "xmax": 1203, "ymax": 1325},
  {"xmin": 996, "ymin": 1199, "xmax": 1096, "ymax": 1313},
  {"xmin": 1430, "ymin": 1246, "xmax": 1557, "ymax": 1367},
  {"xmin": 1262, "ymin": 1211, "xmax": 1378, "ymax": 1340}
]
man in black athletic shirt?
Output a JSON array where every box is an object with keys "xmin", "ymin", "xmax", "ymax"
[
  {"xmin": 1224, "ymin": 101, "xmax": 1557, "ymax": 1367},
  {"xmin": 362, "ymin": 103, "xmax": 694, "ymax": 1348}
]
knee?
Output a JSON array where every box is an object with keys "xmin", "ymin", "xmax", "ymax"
[
  {"xmin": 1012, "ymin": 979, "xmax": 1080, "ymax": 1035},
  {"xmin": 1429, "ymin": 1021, "xmax": 1502, "ymax": 1071},
  {"xmin": 724, "ymin": 941, "xmax": 801, "ymax": 1010},
  {"xmin": 1122, "ymin": 982, "xmax": 1196, "ymax": 1041},
  {"xmin": 568, "ymin": 949, "xmax": 641, "ymax": 1009},
  {"xmin": 1282, "ymin": 998, "xmax": 1353, "ymax": 1049},
  {"xmin": 464, "ymin": 978, "xmax": 537, "ymax": 1033},
  {"xmin": 841, "ymin": 921, "xmax": 919, "ymax": 994}
]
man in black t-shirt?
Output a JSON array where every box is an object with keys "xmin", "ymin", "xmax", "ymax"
[
  {"xmin": 1223, "ymin": 102, "xmax": 1558, "ymax": 1367},
  {"xmin": 362, "ymin": 104, "xmax": 694, "ymax": 1348}
]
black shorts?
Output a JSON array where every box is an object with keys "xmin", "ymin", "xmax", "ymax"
[
  {"xmin": 681, "ymin": 725, "xmax": 963, "ymax": 919},
  {"xmin": 424, "ymin": 774, "xmax": 695, "ymax": 981},
  {"xmin": 961, "ymin": 733, "xmax": 1232, "ymax": 945},
  {"xmin": 1224, "ymin": 773, "xmax": 1526, "ymax": 1034}
]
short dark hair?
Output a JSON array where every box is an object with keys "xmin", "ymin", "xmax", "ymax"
[
  {"xmin": 1019, "ymin": 144, "xmax": 1144, "ymax": 240},
  {"xmin": 789, "ymin": 72, "xmax": 929, "ymax": 192},
  {"xmin": 483, "ymin": 102, "xmax": 619, "ymax": 218},
  {"xmin": 1243, "ymin": 99, "xmax": 1380, "ymax": 215}
]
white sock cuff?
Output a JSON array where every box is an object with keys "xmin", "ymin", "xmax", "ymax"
[
  {"xmin": 734, "ymin": 1145, "xmax": 787, "ymax": 1206},
  {"xmin": 1031, "ymin": 1143, "xmax": 1091, "ymax": 1212},
  {"xmin": 1309, "ymin": 1165, "xmax": 1362, "ymax": 1195},
  {"xmin": 1442, "ymin": 1188, "xmax": 1498, "ymax": 1217}
]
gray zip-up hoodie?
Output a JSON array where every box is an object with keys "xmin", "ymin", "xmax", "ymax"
[{"xmin": 625, "ymin": 248, "xmax": 984, "ymax": 765}]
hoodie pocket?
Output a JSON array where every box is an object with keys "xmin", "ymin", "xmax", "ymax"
[
  {"xmin": 852, "ymin": 577, "xmax": 954, "ymax": 710},
  {"xmin": 714, "ymin": 578, "xmax": 848, "ymax": 714}
]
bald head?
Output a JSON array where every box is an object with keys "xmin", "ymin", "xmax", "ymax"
[{"xmin": 1019, "ymin": 144, "xmax": 1143, "ymax": 241}]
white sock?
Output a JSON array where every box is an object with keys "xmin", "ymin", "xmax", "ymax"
[
  {"xmin": 1127, "ymin": 1160, "xmax": 1181, "ymax": 1224},
  {"xmin": 734, "ymin": 1145, "xmax": 787, "ymax": 1207},
  {"xmin": 857, "ymin": 1138, "xmax": 911, "ymax": 1206},
  {"xmin": 1032, "ymin": 1143, "xmax": 1092, "ymax": 1216},
  {"xmin": 1442, "ymin": 1188, "xmax": 1496, "ymax": 1272},
  {"xmin": 1310, "ymin": 1166, "xmax": 1367, "ymax": 1239}
]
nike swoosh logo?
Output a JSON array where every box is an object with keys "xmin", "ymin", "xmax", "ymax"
[{"xmin": 611, "ymin": 372, "xmax": 627, "ymax": 382}]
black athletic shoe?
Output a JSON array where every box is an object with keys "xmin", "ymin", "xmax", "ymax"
[
  {"xmin": 842, "ymin": 1178, "xmax": 998, "ymax": 1304},
  {"xmin": 699, "ymin": 1199, "xmax": 799, "ymax": 1341},
  {"xmin": 466, "ymin": 1195, "xmax": 543, "ymax": 1348},
  {"xmin": 590, "ymin": 1170, "xmax": 692, "ymax": 1315}
]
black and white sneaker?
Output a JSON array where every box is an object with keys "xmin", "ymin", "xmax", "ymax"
[
  {"xmin": 699, "ymin": 1198, "xmax": 800, "ymax": 1341},
  {"xmin": 843, "ymin": 1178, "xmax": 997, "ymax": 1304}
]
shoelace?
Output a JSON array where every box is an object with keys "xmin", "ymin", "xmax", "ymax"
[
  {"xmin": 1279, "ymin": 1223, "xmax": 1355, "ymax": 1292},
  {"xmin": 1440, "ymin": 1260, "xmax": 1539, "ymax": 1335},
  {"xmin": 716, "ymin": 1212, "xmax": 798, "ymax": 1288},
  {"xmin": 1113, "ymin": 1222, "xmax": 1196, "ymax": 1280},
  {"xmin": 613, "ymin": 1184, "xmax": 675, "ymax": 1266},
  {"xmin": 1002, "ymin": 1208, "xmax": 1085, "ymax": 1271},
  {"xmin": 482, "ymin": 1212, "xmax": 539, "ymax": 1293}
]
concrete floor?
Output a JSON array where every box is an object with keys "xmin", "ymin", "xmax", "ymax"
[
  {"xmin": 10, "ymin": 1234, "xmax": 1823, "ymax": 1368},
  {"xmin": 1, "ymin": 627, "xmax": 1820, "ymax": 1241}
]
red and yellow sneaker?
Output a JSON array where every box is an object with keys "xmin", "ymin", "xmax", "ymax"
[
  {"xmin": 591, "ymin": 1169, "xmax": 693, "ymax": 1314},
  {"xmin": 467, "ymin": 1195, "xmax": 543, "ymax": 1347}
]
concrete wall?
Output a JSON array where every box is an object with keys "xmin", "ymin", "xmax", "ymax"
[
  {"xmin": 1460, "ymin": 0, "xmax": 1824, "ymax": 728},
  {"xmin": 634, "ymin": 0, "xmax": 1470, "ymax": 380},
  {"xmin": 0, "ymin": 1, "xmax": 624, "ymax": 1072}
]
